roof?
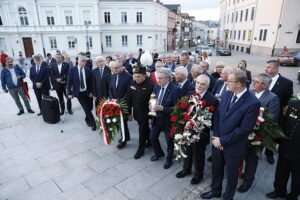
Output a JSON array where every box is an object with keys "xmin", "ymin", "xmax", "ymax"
[
  {"xmin": 198, "ymin": 20, "xmax": 219, "ymax": 28},
  {"xmin": 164, "ymin": 4, "xmax": 180, "ymax": 12}
]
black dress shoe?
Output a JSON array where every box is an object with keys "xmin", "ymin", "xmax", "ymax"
[
  {"xmin": 190, "ymin": 176, "xmax": 202, "ymax": 185},
  {"xmin": 117, "ymin": 142, "xmax": 127, "ymax": 149},
  {"xmin": 150, "ymin": 154, "xmax": 164, "ymax": 161},
  {"xmin": 91, "ymin": 125, "xmax": 96, "ymax": 131},
  {"xmin": 17, "ymin": 110, "xmax": 25, "ymax": 115},
  {"xmin": 207, "ymin": 155, "xmax": 212, "ymax": 162},
  {"xmin": 267, "ymin": 156, "xmax": 274, "ymax": 164},
  {"xmin": 176, "ymin": 170, "xmax": 191, "ymax": 178},
  {"xmin": 266, "ymin": 191, "xmax": 286, "ymax": 199},
  {"xmin": 27, "ymin": 109, "xmax": 35, "ymax": 113},
  {"xmin": 68, "ymin": 110, "xmax": 73, "ymax": 115},
  {"xmin": 60, "ymin": 112, "xmax": 64, "ymax": 115},
  {"xmin": 86, "ymin": 121, "xmax": 92, "ymax": 127},
  {"xmin": 200, "ymin": 191, "xmax": 221, "ymax": 199},
  {"xmin": 237, "ymin": 183, "xmax": 251, "ymax": 193},
  {"xmin": 163, "ymin": 160, "xmax": 172, "ymax": 169},
  {"xmin": 134, "ymin": 150, "xmax": 144, "ymax": 159},
  {"xmin": 37, "ymin": 112, "xmax": 42, "ymax": 116}
]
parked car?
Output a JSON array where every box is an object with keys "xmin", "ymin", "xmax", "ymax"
[
  {"xmin": 195, "ymin": 45, "xmax": 212, "ymax": 56},
  {"xmin": 216, "ymin": 47, "xmax": 231, "ymax": 56},
  {"xmin": 277, "ymin": 51, "xmax": 300, "ymax": 66}
]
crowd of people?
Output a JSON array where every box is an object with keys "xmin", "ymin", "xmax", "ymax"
[{"xmin": 0, "ymin": 48, "xmax": 299, "ymax": 200}]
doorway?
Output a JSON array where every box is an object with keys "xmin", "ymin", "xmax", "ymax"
[{"xmin": 22, "ymin": 37, "xmax": 34, "ymax": 58}]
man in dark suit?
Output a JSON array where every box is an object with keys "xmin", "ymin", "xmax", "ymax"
[
  {"xmin": 201, "ymin": 70, "xmax": 260, "ymax": 200},
  {"xmin": 30, "ymin": 54, "xmax": 51, "ymax": 116},
  {"xmin": 237, "ymin": 73, "xmax": 280, "ymax": 193},
  {"xmin": 164, "ymin": 54, "xmax": 176, "ymax": 72},
  {"xmin": 174, "ymin": 66, "xmax": 195, "ymax": 98},
  {"xmin": 179, "ymin": 52, "xmax": 193, "ymax": 80},
  {"xmin": 199, "ymin": 61, "xmax": 215, "ymax": 92},
  {"xmin": 46, "ymin": 53, "xmax": 56, "ymax": 66},
  {"xmin": 212, "ymin": 66, "xmax": 234, "ymax": 97},
  {"xmin": 265, "ymin": 60, "xmax": 293, "ymax": 164},
  {"xmin": 92, "ymin": 56, "xmax": 111, "ymax": 111},
  {"xmin": 266, "ymin": 99, "xmax": 300, "ymax": 200},
  {"xmin": 67, "ymin": 55, "xmax": 96, "ymax": 131},
  {"xmin": 123, "ymin": 52, "xmax": 138, "ymax": 75},
  {"xmin": 176, "ymin": 75, "xmax": 219, "ymax": 185},
  {"xmin": 50, "ymin": 53, "xmax": 72, "ymax": 115},
  {"xmin": 109, "ymin": 60, "xmax": 133, "ymax": 149},
  {"xmin": 126, "ymin": 65, "xmax": 154, "ymax": 159},
  {"xmin": 149, "ymin": 67, "xmax": 178, "ymax": 169}
]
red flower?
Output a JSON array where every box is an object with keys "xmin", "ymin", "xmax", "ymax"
[
  {"xmin": 97, "ymin": 108, "xmax": 101, "ymax": 115},
  {"xmin": 102, "ymin": 109, "xmax": 106, "ymax": 115},
  {"xmin": 115, "ymin": 109, "xmax": 121, "ymax": 116},
  {"xmin": 202, "ymin": 100, "xmax": 207, "ymax": 107},
  {"xmin": 170, "ymin": 116, "xmax": 177, "ymax": 123},
  {"xmin": 170, "ymin": 133, "xmax": 174, "ymax": 139},
  {"xmin": 176, "ymin": 102, "xmax": 181, "ymax": 107},
  {"xmin": 109, "ymin": 104, "xmax": 115, "ymax": 110},
  {"xmin": 107, "ymin": 110, "xmax": 113, "ymax": 117},
  {"xmin": 181, "ymin": 102, "xmax": 187, "ymax": 109},
  {"xmin": 184, "ymin": 113, "xmax": 190, "ymax": 121},
  {"xmin": 255, "ymin": 135, "xmax": 263, "ymax": 141},
  {"xmin": 171, "ymin": 126, "xmax": 177, "ymax": 132},
  {"xmin": 209, "ymin": 106, "xmax": 215, "ymax": 112}
]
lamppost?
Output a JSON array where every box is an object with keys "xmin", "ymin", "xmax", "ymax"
[{"xmin": 85, "ymin": 21, "xmax": 89, "ymax": 52}]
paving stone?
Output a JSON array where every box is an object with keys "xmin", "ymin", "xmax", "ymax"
[
  {"xmin": 132, "ymin": 190, "xmax": 161, "ymax": 200},
  {"xmin": 61, "ymin": 151, "xmax": 100, "ymax": 169},
  {"xmin": 51, "ymin": 184, "xmax": 95, "ymax": 200},
  {"xmin": 92, "ymin": 187, "xmax": 129, "ymax": 200},
  {"xmin": 0, "ymin": 157, "xmax": 16, "ymax": 171},
  {"xmin": 36, "ymin": 149, "xmax": 75, "ymax": 167},
  {"xmin": 66, "ymin": 138, "xmax": 100, "ymax": 154},
  {"xmin": 0, "ymin": 177, "xmax": 30, "ymax": 199},
  {"xmin": 88, "ymin": 153, "xmax": 125, "ymax": 174}
]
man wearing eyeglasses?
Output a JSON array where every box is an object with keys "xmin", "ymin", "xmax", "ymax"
[{"xmin": 237, "ymin": 73, "xmax": 280, "ymax": 193}]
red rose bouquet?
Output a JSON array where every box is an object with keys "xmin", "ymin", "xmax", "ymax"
[{"xmin": 96, "ymin": 99, "xmax": 128, "ymax": 144}]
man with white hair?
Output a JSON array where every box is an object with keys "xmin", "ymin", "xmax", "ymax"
[
  {"xmin": 190, "ymin": 64, "xmax": 203, "ymax": 85},
  {"xmin": 123, "ymin": 52, "xmax": 138, "ymax": 75},
  {"xmin": 176, "ymin": 75, "xmax": 218, "ymax": 185},
  {"xmin": 174, "ymin": 66, "xmax": 195, "ymax": 98},
  {"xmin": 199, "ymin": 61, "xmax": 215, "ymax": 91},
  {"xmin": 92, "ymin": 56, "xmax": 111, "ymax": 111},
  {"xmin": 212, "ymin": 66, "xmax": 235, "ymax": 97},
  {"xmin": 68, "ymin": 55, "xmax": 96, "ymax": 131},
  {"xmin": 164, "ymin": 54, "xmax": 176, "ymax": 71}
]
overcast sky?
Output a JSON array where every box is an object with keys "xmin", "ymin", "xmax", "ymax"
[{"xmin": 161, "ymin": 0, "xmax": 220, "ymax": 21}]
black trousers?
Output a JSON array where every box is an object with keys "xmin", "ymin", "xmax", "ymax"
[
  {"xmin": 34, "ymin": 88, "xmax": 49, "ymax": 112},
  {"xmin": 77, "ymin": 92, "xmax": 95, "ymax": 127},
  {"xmin": 211, "ymin": 147, "xmax": 243, "ymax": 200},
  {"xmin": 183, "ymin": 141, "xmax": 207, "ymax": 178},
  {"xmin": 136, "ymin": 117, "xmax": 150, "ymax": 150},
  {"xmin": 150, "ymin": 119, "xmax": 173, "ymax": 161},
  {"xmin": 243, "ymin": 147, "xmax": 259, "ymax": 186},
  {"xmin": 56, "ymin": 87, "xmax": 71, "ymax": 113},
  {"xmin": 274, "ymin": 154, "xmax": 300, "ymax": 199}
]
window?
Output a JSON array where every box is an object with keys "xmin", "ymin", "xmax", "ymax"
[
  {"xmin": 67, "ymin": 37, "xmax": 75, "ymax": 49},
  {"xmin": 86, "ymin": 36, "xmax": 92, "ymax": 48},
  {"xmin": 49, "ymin": 37, "xmax": 57, "ymax": 49},
  {"xmin": 231, "ymin": 13, "xmax": 234, "ymax": 23},
  {"xmin": 0, "ymin": 16, "xmax": 3, "ymax": 25},
  {"xmin": 105, "ymin": 35, "xmax": 112, "ymax": 47},
  {"xmin": 263, "ymin": 29, "xmax": 267, "ymax": 41},
  {"xmin": 243, "ymin": 30, "xmax": 246, "ymax": 40},
  {"xmin": 0, "ymin": 38, "xmax": 7, "ymax": 50},
  {"xmin": 18, "ymin": 7, "xmax": 29, "ymax": 26},
  {"xmin": 238, "ymin": 30, "xmax": 241, "ymax": 40},
  {"xmin": 137, "ymin": 35, "xmax": 142, "ymax": 46},
  {"xmin": 234, "ymin": 30, "xmax": 236, "ymax": 39},
  {"xmin": 259, "ymin": 29, "xmax": 263, "ymax": 41},
  {"xmin": 104, "ymin": 12, "xmax": 111, "ymax": 23},
  {"xmin": 245, "ymin": 9, "xmax": 248, "ymax": 21},
  {"xmin": 46, "ymin": 11, "xmax": 55, "ymax": 25},
  {"xmin": 65, "ymin": 11, "xmax": 73, "ymax": 25},
  {"xmin": 248, "ymin": 30, "xmax": 252, "ymax": 41},
  {"xmin": 296, "ymin": 30, "xmax": 300, "ymax": 43},
  {"xmin": 122, "ymin": 35, "xmax": 128, "ymax": 46},
  {"xmin": 235, "ymin": 11, "xmax": 238, "ymax": 22},
  {"xmin": 136, "ymin": 12, "xmax": 142, "ymax": 23},
  {"xmin": 121, "ymin": 12, "xmax": 127, "ymax": 23},
  {"xmin": 240, "ymin": 10, "xmax": 243, "ymax": 22},
  {"xmin": 227, "ymin": 14, "xmax": 230, "ymax": 24},
  {"xmin": 251, "ymin": 7, "xmax": 255, "ymax": 20},
  {"xmin": 83, "ymin": 11, "xmax": 91, "ymax": 25},
  {"xmin": 230, "ymin": 30, "xmax": 232, "ymax": 39}
]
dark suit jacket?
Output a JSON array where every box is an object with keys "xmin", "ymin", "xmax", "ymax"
[
  {"xmin": 164, "ymin": 63, "xmax": 176, "ymax": 72},
  {"xmin": 213, "ymin": 90, "xmax": 261, "ymax": 157},
  {"xmin": 29, "ymin": 61, "xmax": 51, "ymax": 91},
  {"xmin": 177, "ymin": 80, "xmax": 195, "ymax": 99},
  {"xmin": 109, "ymin": 70, "xmax": 132, "ymax": 99},
  {"xmin": 49, "ymin": 62, "xmax": 70, "ymax": 90},
  {"xmin": 92, "ymin": 66, "xmax": 111, "ymax": 100},
  {"xmin": 153, "ymin": 83, "xmax": 178, "ymax": 129},
  {"xmin": 67, "ymin": 66, "xmax": 93, "ymax": 97},
  {"xmin": 123, "ymin": 58, "xmax": 138, "ymax": 74},
  {"xmin": 211, "ymin": 79, "xmax": 225, "ymax": 96}
]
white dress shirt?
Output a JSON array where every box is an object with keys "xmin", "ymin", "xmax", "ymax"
[{"xmin": 269, "ymin": 74, "xmax": 279, "ymax": 90}]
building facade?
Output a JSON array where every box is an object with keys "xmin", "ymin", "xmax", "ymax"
[
  {"xmin": 0, "ymin": 0, "xmax": 168, "ymax": 58},
  {"xmin": 219, "ymin": 0, "xmax": 300, "ymax": 56}
]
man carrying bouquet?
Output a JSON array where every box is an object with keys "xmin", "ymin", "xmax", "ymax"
[
  {"xmin": 175, "ymin": 74, "xmax": 218, "ymax": 185},
  {"xmin": 126, "ymin": 65, "xmax": 154, "ymax": 159}
]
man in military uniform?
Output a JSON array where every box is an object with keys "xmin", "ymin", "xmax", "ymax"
[
  {"xmin": 126, "ymin": 65, "xmax": 154, "ymax": 159},
  {"xmin": 266, "ymin": 99, "xmax": 300, "ymax": 200}
]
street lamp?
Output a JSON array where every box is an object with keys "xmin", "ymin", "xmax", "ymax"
[{"xmin": 85, "ymin": 21, "xmax": 89, "ymax": 52}]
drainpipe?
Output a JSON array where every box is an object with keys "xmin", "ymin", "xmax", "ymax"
[
  {"xmin": 271, "ymin": 0, "xmax": 285, "ymax": 57},
  {"xmin": 35, "ymin": 0, "xmax": 46, "ymax": 57}
]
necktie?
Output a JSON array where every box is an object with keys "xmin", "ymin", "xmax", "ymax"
[
  {"xmin": 80, "ymin": 68, "xmax": 85, "ymax": 89},
  {"xmin": 228, "ymin": 95, "xmax": 238, "ymax": 111},
  {"xmin": 36, "ymin": 66, "xmax": 39, "ymax": 74},
  {"xmin": 115, "ymin": 75, "xmax": 119, "ymax": 88},
  {"xmin": 100, "ymin": 68, "xmax": 103, "ymax": 79},
  {"xmin": 157, "ymin": 87, "xmax": 165, "ymax": 105}
]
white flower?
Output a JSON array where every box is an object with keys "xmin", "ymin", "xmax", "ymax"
[
  {"xmin": 140, "ymin": 50, "xmax": 153, "ymax": 66},
  {"xmin": 251, "ymin": 141, "xmax": 261, "ymax": 145},
  {"xmin": 109, "ymin": 128, "xmax": 113, "ymax": 131},
  {"xmin": 106, "ymin": 119, "xmax": 111, "ymax": 123},
  {"xmin": 112, "ymin": 118, "xmax": 117, "ymax": 123},
  {"xmin": 174, "ymin": 134, "xmax": 183, "ymax": 140},
  {"xmin": 174, "ymin": 144, "xmax": 180, "ymax": 151},
  {"xmin": 183, "ymin": 132, "xmax": 191, "ymax": 137},
  {"xmin": 248, "ymin": 132, "xmax": 256, "ymax": 140}
]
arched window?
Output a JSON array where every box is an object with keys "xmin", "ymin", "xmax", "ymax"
[{"xmin": 18, "ymin": 7, "xmax": 29, "ymax": 26}]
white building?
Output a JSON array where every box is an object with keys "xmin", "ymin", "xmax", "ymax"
[
  {"xmin": 219, "ymin": 0, "xmax": 300, "ymax": 56},
  {"xmin": 0, "ymin": 0, "xmax": 168, "ymax": 58}
]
